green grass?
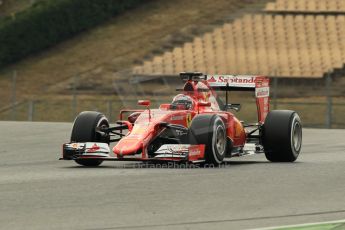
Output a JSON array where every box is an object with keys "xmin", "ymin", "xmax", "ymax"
[{"xmin": 277, "ymin": 221, "xmax": 345, "ymax": 230}]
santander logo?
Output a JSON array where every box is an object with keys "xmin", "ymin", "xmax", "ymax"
[
  {"xmin": 208, "ymin": 76, "xmax": 217, "ymax": 83},
  {"xmin": 207, "ymin": 75, "xmax": 256, "ymax": 84},
  {"xmin": 87, "ymin": 143, "xmax": 101, "ymax": 153}
]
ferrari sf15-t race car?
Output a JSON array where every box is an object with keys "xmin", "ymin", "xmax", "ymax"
[{"xmin": 61, "ymin": 72, "xmax": 302, "ymax": 166}]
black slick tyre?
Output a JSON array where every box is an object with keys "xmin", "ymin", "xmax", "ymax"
[
  {"xmin": 71, "ymin": 111, "xmax": 110, "ymax": 166},
  {"xmin": 188, "ymin": 114, "xmax": 227, "ymax": 165},
  {"xmin": 262, "ymin": 110, "xmax": 302, "ymax": 162}
]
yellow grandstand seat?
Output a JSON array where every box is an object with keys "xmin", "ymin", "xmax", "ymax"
[
  {"xmin": 265, "ymin": 0, "xmax": 345, "ymax": 13},
  {"xmin": 182, "ymin": 42, "xmax": 195, "ymax": 71},
  {"xmin": 265, "ymin": 2, "xmax": 275, "ymax": 11},
  {"xmin": 152, "ymin": 56, "xmax": 163, "ymax": 74},
  {"xmin": 192, "ymin": 37, "xmax": 206, "ymax": 73},
  {"xmin": 327, "ymin": 0, "xmax": 337, "ymax": 11},
  {"xmin": 317, "ymin": 1, "xmax": 327, "ymax": 12},
  {"xmin": 162, "ymin": 52, "xmax": 174, "ymax": 74},
  {"xmin": 202, "ymin": 33, "xmax": 216, "ymax": 74},
  {"xmin": 172, "ymin": 47, "xmax": 184, "ymax": 74}
]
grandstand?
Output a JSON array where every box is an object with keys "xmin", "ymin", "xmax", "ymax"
[
  {"xmin": 133, "ymin": 0, "xmax": 345, "ymax": 79},
  {"xmin": 265, "ymin": 0, "xmax": 345, "ymax": 14}
]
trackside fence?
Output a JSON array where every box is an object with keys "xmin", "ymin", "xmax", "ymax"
[
  {"xmin": 1, "ymin": 97, "xmax": 344, "ymax": 129},
  {"xmin": 0, "ymin": 73, "xmax": 344, "ymax": 129}
]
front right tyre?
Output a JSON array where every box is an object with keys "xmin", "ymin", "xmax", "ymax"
[{"xmin": 71, "ymin": 111, "xmax": 110, "ymax": 166}]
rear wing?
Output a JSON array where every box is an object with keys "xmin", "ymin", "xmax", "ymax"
[
  {"xmin": 206, "ymin": 75, "xmax": 270, "ymax": 123},
  {"xmin": 207, "ymin": 75, "xmax": 267, "ymax": 91}
]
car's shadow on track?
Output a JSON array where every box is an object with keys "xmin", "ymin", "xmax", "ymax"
[
  {"xmin": 226, "ymin": 160, "xmax": 303, "ymax": 164},
  {"xmin": 60, "ymin": 160, "xmax": 296, "ymax": 169},
  {"xmin": 225, "ymin": 160, "xmax": 268, "ymax": 165}
]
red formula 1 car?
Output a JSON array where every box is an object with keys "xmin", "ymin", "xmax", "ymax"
[{"xmin": 61, "ymin": 72, "xmax": 302, "ymax": 166}]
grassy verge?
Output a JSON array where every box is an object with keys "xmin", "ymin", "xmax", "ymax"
[{"xmin": 276, "ymin": 220, "xmax": 345, "ymax": 230}]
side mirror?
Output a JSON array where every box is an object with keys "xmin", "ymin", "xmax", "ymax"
[
  {"xmin": 138, "ymin": 100, "xmax": 151, "ymax": 120},
  {"xmin": 128, "ymin": 112, "xmax": 141, "ymax": 123},
  {"xmin": 138, "ymin": 100, "xmax": 150, "ymax": 106},
  {"xmin": 226, "ymin": 103, "xmax": 241, "ymax": 112},
  {"xmin": 198, "ymin": 101, "xmax": 211, "ymax": 107}
]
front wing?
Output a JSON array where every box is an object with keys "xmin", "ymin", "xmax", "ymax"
[{"xmin": 61, "ymin": 143, "xmax": 205, "ymax": 163}]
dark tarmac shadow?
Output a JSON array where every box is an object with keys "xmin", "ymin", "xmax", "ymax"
[
  {"xmin": 59, "ymin": 159, "xmax": 299, "ymax": 170},
  {"xmin": 227, "ymin": 160, "xmax": 303, "ymax": 165}
]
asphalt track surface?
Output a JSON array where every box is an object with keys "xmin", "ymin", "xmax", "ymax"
[{"xmin": 0, "ymin": 121, "xmax": 344, "ymax": 230}]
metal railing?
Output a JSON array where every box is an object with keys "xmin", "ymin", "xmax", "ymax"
[{"xmin": 1, "ymin": 70, "xmax": 344, "ymax": 128}]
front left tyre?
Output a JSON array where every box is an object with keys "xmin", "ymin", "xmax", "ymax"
[
  {"xmin": 188, "ymin": 114, "xmax": 227, "ymax": 165},
  {"xmin": 71, "ymin": 111, "xmax": 110, "ymax": 166}
]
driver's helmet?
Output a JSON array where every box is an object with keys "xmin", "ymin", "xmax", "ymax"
[{"xmin": 170, "ymin": 94, "xmax": 194, "ymax": 110}]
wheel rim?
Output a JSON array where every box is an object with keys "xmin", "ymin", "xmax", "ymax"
[
  {"xmin": 215, "ymin": 125, "xmax": 226, "ymax": 154},
  {"xmin": 96, "ymin": 117, "xmax": 110, "ymax": 143},
  {"xmin": 292, "ymin": 121, "xmax": 302, "ymax": 152}
]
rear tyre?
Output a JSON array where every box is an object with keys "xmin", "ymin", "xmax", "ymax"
[
  {"xmin": 262, "ymin": 110, "xmax": 302, "ymax": 162},
  {"xmin": 71, "ymin": 111, "xmax": 110, "ymax": 166},
  {"xmin": 188, "ymin": 114, "xmax": 227, "ymax": 165}
]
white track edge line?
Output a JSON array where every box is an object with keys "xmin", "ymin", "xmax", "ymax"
[{"xmin": 249, "ymin": 218, "xmax": 345, "ymax": 230}]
